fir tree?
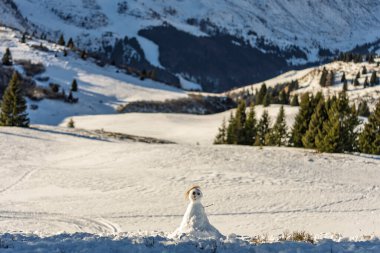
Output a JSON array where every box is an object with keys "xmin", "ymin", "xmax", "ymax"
[
  {"xmin": 262, "ymin": 93, "xmax": 270, "ymax": 107},
  {"xmin": 2, "ymin": 48, "xmax": 12, "ymax": 66},
  {"xmin": 0, "ymin": 72, "xmax": 29, "ymax": 127},
  {"xmin": 279, "ymin": 90, "xmax": 287, "ymax": 104},
  {"xmin": 254, "ymin": 110, "xmax": 271, "ymax": 146},
  {"xmin": 265, "ymin": 106, "xmax": 288, "ymax": 146},
  {"xmin": 226, "ymin": 112, "xmax": 237, "ymax": 144},
  {"xmin": 234, "ymin": 100, "xmax": 247, "ymax": 144},
  {"xmin": 67, "ymin": 38, "xmax": 75, "ymax": 49},
  {"xmin": 341, "ymin": 72, "xmax": 346, "ymax": 83},
  {"xmin": 363, "ymin": 77, "xmax": 369, "ymax": 88},
  {"xmin": 20, "ymin": 33, "xmax": 26, "ymax": 43},
  {"xmin": 303, "ymin": 97, "xmax": 328, "ymax": 149},
  {"xmin": 214, "ymin": 117, "xmax": 227, "ymax": 144},
  {"xmin": 58, "ymin": 34, "xmax": 65, "ymax": 46},
  {"xmin": 80, "ymin": 50, "xmax": 87, "ymax": 60},
  {"xmin": 358, "ymin": 99, "xmax": 380, "ymax": 154},
  {"xmin": 290, "ymin": 93, "xmax": 314, "ymax": 147},
  {"xmin": 316, "ymin": 92, "xmax": 359, "ymax": 153},
  {"xmin": 67, "ymin": 118, "xmax": 75, "ymax": 128},
  {"xmin": 257, "ymin": 83, "xmax": 267, "ymax": 105},
  {"xmin": 356, "ymin": 71, "xmax": 361, "ymax": 79},
  {"xmin": 362, "ymin": 66, "xmax": 367, "ymax": 75},
  {"xmin": 319, "ymin": 67, "xmax": 328, "ymax": 87},
  {"xmin": 357, "ymin": 101, "xmax": 370, "ymax": 117},
  {"xmin": 342, "ymin": 79, "xmax": 348, "ymax": 91},
  {"xmin": 370, "ymin": 71, "xmax": 378, "ymax": 86},
  {"xmin": 354, "ymin": 77, "xmax": 360, "ymax": 86},
  {"xmin": 244, "ymin": 104, "xmax": 257, "ymax": 145},
  {"xmin": 290, "ymin": 94, "xmax": 299, "ymax": 106},
  {"xmin": 71, "ymin": 79, "xmax": 78, "ymax": 92}
]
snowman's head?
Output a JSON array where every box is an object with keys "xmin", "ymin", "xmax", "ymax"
[{"xmin": 185, "ymin": 185, "xmax": 203, "ymax": 202}]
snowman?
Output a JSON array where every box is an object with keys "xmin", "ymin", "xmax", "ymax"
[{"xmin": 172, "ymin": 186, "xmax": 223, "ymax": 239}]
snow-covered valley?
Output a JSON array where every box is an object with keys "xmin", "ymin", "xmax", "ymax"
[{"xmin": 0, "ymin": 125, "xmax": 379, "ymax": 252}]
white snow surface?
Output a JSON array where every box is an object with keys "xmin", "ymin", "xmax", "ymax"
[
  {"xmin": 0, "ymin": 126, "xmax": 379, "ymax": 240},
  {"xmin": 2, "ymin": 0, "xmax": 380, "ymax": 60}
]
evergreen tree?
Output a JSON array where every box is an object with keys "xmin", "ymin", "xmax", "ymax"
[
  {"xmin": 290, "ymin": 93, "xmax": 314, "ymax": 147},
  {"xmin": 71, "ymin": 79, "xmax": 78, "ymax": 92},
  {"xmin": 370, "ymin": 71, "xmax": 378, "ymax": 86},
  {"xmin": 20, "ymin": 33, "xmax": 26, "ymax": 43},
  {"xmin": 315, "ymin": 92, "xmax": 359, "ymax": 153},
  {"xmin": 58, "ymin": 34, "xmax": 65, "ymax": 46},
  {"xmin": 363, "ymin": 77, "xmax": 369, "ymax": 88},
  {"xmin": 362, "ymin": 66, "xmax": 367, "ymax": 75},
  {"xmin": 257, "ymin": 83, "xmax": 267, "ymax": 105},
  {"xmin": 67, "ymin": 38, "xmax": 75, "ymax": 49},
  {"xmin": 342, "ymin": 79, "xmax": 348, "ymax": 91},
  {"xmin": 214, "ymin": 117, "xmax": 227, "ymax": 144},
  {"xmin": 358, "ymin": 99, "xmax": 380, "ymax": 154},
  {"xmin": 357, "ymin": 101, "xmax": 370, "ymax": 117},
  {"xmin": 262, "ymin": 93, "xmax": 271, "ymax": 107},
  {"xmin": 254, "ymin": 110, "xmax": 271, "ymax": 146},
  {"xmin": 341, "ymin": 72, "xmax": 346, "ymax": 83},
  {"xmin": 80, "ymin": 50, "xmax": 87, "ymax": 60},
  {"xmin": 234, "ymin": 100, "xmax": 247, "ymax": 144},
  {"xmin": 67, "ymin": 118, "xmax": 75, "ymax": 128},
  {"xmin": 244, "ymin": 104, "xmax": 257, "ymax": 145},
  {"xmin": 354, "ymin": 77, "xmax": 360, "ymax": 86},
  {"xmin": 319, "ymin": 67, "xmax": 328, "ymax": 87},
  {"xmin": 325, "ymin": 71, "xmax": 334, "ymax": 87},
  {"xmin": 226, "ymin": 112, "xmax": 237, "ymax": 144},
  {"xmin": 290, "ymin": 94, "xmax": 299, "ymax": 106},
  {"xmin": 2, "ymin": 48, "xmax": 12, "ymax": 66},
  {"xmin": 356, "ymin": 71, "xmax": 361, "ymax": 79},
  {"xmin": 0, "ymin": 72, "xmax": 29, "ymax": 127},
  {"xmin": 279, "ymin": 90, "xmax": 287, "ymax": 104},
  {"xmin": 265, "ymin": 106, "xmax": 288, "ymax": 146},
  {"xmin": 303, "ymin": 97, "xmax": 328, "ymax": 149}
]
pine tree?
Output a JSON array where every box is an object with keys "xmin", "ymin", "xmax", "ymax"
[
  {"xmin": 290, "ymin": 94, "xmax": 299, "ymax": 106},
  {"xmin": 234, "ymin": 100, "xmax": 247, "ymax": 144},
  {"xmin": 58, "ymin": 34, "xmax": 65, "ymax": 46},
  {"xmin": 363, "ymin": 77, "xmax": 369, "ymax": 88},
  {"xmin": 262, "ymin": 93, "xmax": 271, "ymax": 107},
  {"xmin": 67, "ymin": 118, "xmax": 75, "ymax": 128},
  {"xmin": 316, "ymin": 92, "xmax": 359, "ymax": 153},
  {"xmin": 257, "ymin": 83, "xmax": 267, "ymax": 105},
  {"xmin": 254, "ymin": 110, "xmax": 271, "ymax": 146},
  {"xmin": 342, "ymin": 79, "xmax": 348, "ymax": 91},
  {"xmin": 358, "ymin": 99, "xmax": 380, "ymax": 154},
  {"xmin": 0, "ymin": 72, "xmax": 29, "ymax": 127},
  {"xmin": 279, "ymin": 90, "xmax": 287, "ymax": 104},
  {"xmin": 290, "ymin": 93, "xmax": 314, "ymax": 147},
  {"xmin": 244, "ymin": 104, "xmax": 257, "ymax": 145},
  {"xmin": 319, "ymin": 67, "xmax": 328, "ymax": 87},
  {"xmin": 356, "ymin": 71, "xmax": 361, "ymax": 79},
  {"xmin": 67, "ymin": 38, "xmax": 75, "ymax": 49},
  {"xmin": 325, "ymin": 71, "xmax": 334, "ymax": 87},
  {"xmin": 71, "ymin": 79, "xmax": 78, "ymax": 92},
  {"xmin": 370, "ymin": 71, "xmax": 378, "ymax": 86},
  {"xmin": 362, "ymin": 66, "xmax": 367, "ymax": 75},
  {"xmin": 20, "ymin": 33, "xmax": 26, "ymax": 43},
  {"xmin": 341, "ymin": 72, "xmax": 346, "ymax": 83},
  {"xmin": 265, "ymin": 106, "xmax": 288, "ymax": 146},
  {"xmin": 80, "ymin": 50, "xmax": 87, "ymax": 60},
  {"xmin": 214, "ymin": 117, "xmax": 227, "ymax": 144},
  {"xmin": 354, "ymin": 77, "xmax": 360, "ymax": 86},
  {"xmin": 303, "ymin": 97, "xmax": 328, "ymax": 149},
  {"xmin": 357, "ymin": 101, "xmax": 370, "ymax": 117},
  {"xmin": 226, "ymin": 112, "xmax": 237, "ymax": 144},
  {"xmin": 2, "ymin": 48, "xmax": 12, "ymax": 66}
]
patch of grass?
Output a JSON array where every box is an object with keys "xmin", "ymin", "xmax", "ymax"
[
  {"xmin": 15, "ymin": 59, "xmax": 45, "ymax": 76},
  {"xmin": 279, "ymin": 230, "xmax": 314, "ymax": 244}
]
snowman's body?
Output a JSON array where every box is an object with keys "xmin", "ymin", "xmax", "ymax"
[{"xmin": 173, "ymin": 186, "xmax": 223, "ymax": 239}]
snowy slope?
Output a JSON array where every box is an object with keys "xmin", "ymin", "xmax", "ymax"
[
  {"xmin": 0, "ymin": 126, "xmax": 379, "ymax": 239},
  {"xmin": 3, "ymin": 0, "xmax": 380, "ymax": 55},
  {"xmin": 0, "ymin": 26, "xmax": 187, "ymax": 125}
]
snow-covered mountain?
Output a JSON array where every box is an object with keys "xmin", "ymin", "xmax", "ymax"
[{"xmin": 1, "ymin": 0, "xmax": 380, "ymax": 92}]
